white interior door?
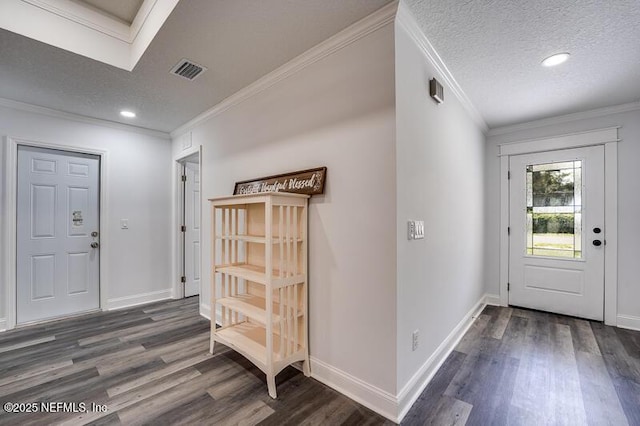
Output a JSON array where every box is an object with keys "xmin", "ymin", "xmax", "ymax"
[
  {"xmin": 17, "ymin": 146, "xmax": 100, "ymax": 324},
  {"xmin": 183, "ymin": 160, "xmax": 200, "ymax": 297},
  {"xmin": 509, "ymin": 146, "xmax": 605, "ymax": 320}
]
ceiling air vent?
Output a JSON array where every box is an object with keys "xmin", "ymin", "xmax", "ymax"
[{"xmin": 170, "ymin": 59, "xmax": 207, "ymax": 81}]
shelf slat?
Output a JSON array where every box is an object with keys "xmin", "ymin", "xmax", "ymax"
[
  {"xmin": 216, "ymin": 235, "xmax": 265, "ymax": 243},
  {"xmin": 218, "ymin": 294, "xmax": 302, "ymax": 325},
  {"xmin": 216, "ymin": 264, "xmax": 267, "ymax": 284},
  {"xmin": 215, "ymin": 264, "xmax": 305, "ymax": 287},
  {"xmin": 272, "ymin": 238, "xmax": 303, "ymax": 244},
  {"xmin": 218, "ymin": 294, "xmax": 281, "ymax": 325},
  {"xmin": 216, "ymin": 235, "xmax": 303, "ymax": 244},
  {"xmin": 215, "ymin": 322, "xmax": 303, "ymax": 367}
]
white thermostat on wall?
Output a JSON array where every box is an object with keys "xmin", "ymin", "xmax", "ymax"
[{"xmin": 408, "ymin": 220, "xmax": 425, "ymax": 240}]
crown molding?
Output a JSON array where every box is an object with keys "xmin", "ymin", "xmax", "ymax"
[
  {"xmin": 129, "ymin": 0, "xmax": 158, "ymax": 42},
  {"xmin": 3, "ymin": 0, "xmax": 177, "ymax": 70},
  {"xmin": 170, "ymin": 1, "xmax": 399, "ymax": 138},
  {"xmin": 21, "ymin": 0, "xmax": 131, "ymax": 41},
  {"xmin": 488, "ymin": 101, "xmax": 640, "ymax": 137},
  {"xmin": 20, "ymin": 0, "xmax": 159, "ymax": 43},
  {"xmin": 0, "ymin": 97, "xmax": 171, "ymax": 140},
  {"xmin": 395, "ymin": 3, "xmax": 488, "ymax": 134}
]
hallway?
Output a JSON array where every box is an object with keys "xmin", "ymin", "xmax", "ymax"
[{"xmin": 403, "ymin": 305, "xmax": 640, "ymax": 425}]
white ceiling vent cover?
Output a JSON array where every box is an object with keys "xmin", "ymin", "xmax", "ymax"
[{"xmin": 170, "ymin": 59, "xmax": 207, "ymax": 81}]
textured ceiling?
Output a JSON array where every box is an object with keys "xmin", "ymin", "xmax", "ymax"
[
  {"xmin": 3, "ymin": 0, "xmax": 637, "ymax": 133},
  {"xmin": 0, "ymin": 0, "xmax": 392, "ymax": 133},
  {"xmin": 76, "ymin": 0, "xmax": 144, "ymax": 24},
  {"xmin": 404, "ymin": 0, "xmax": 640, "ymax": 128}
]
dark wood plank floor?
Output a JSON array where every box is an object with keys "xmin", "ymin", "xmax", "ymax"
[
  {"xmin": 0, "ymin": 297, "xmax": 391, "ymax": 425},
  {"xmin": 2, "ymin": 300, "xmax": 639, "ymax": 425},
  {"xmin": 402, "ymin": 305, "xmax": 640, "ymax": 426}
]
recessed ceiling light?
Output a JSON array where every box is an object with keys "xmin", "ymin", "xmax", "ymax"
[
  {"xmin": 542, "ymin": 53, "xmax": 570, "ymax": 67},
  {"xmin": 120, "ymin": 110, "xmax": 136, "ymax": 118}
]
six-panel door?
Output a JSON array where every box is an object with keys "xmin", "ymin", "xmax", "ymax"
[{"xmin": 17, "ymin": 146, "xmax": 100, "ymax": 324}]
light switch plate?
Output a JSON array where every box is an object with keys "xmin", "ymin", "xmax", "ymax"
[{"xmin": 408, "ymin": 220, "xmax": 425, "ymax": 240}]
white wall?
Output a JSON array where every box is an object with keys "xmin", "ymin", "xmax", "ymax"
[
  {"xmin": 394, "ymin": 16, "xmax": 487, "ymax": 398},
  {"xmin": 172, "ymin": 24, "xmax": 397, "ymax": 395},
  {"xmin": 485, "ymin": 108, "xmax": 640, "ymax": 326},
  {"xmin": 0, "ymin": 105, "xmax": 173, "ymax": 325}
]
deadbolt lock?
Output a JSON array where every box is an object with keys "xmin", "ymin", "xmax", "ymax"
[{"xmin": 91, "ymin": 231, "xmax": 99, "ymax": 237}]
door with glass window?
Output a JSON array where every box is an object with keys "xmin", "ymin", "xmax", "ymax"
[{"xmin": 509, "ymin": 146, "xmax": 605, "ymax": 320}]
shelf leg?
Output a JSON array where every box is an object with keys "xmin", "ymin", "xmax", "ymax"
[
  {"xmin": 302, "ymin": 357, "xmax": 311, "ymax": 377},
  {"xmin": 210, "ymin": 338, "xmax": 216, "ymax": 354},
  {"xmin": 267, "ymin": 374, "xmax": 277, "ymax": 399}
]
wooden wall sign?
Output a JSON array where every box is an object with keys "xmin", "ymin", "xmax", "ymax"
[{"xmin": 234, "ymin": 167, "xmax": 327, "ymax": 196}]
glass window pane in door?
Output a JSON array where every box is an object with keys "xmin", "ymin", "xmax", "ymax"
[{"xmin": 525, "ymin": 160, "xmax": 582, "ymax": 258}]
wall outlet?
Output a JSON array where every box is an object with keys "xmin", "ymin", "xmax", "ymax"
[{"xmin": 412, "ymin": 329, "xmax": 419, "ymax": 351}]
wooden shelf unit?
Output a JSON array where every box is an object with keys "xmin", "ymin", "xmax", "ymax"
[{"xmin": 209, "ymin": 192, "xmax": 310, "ymax": 398}]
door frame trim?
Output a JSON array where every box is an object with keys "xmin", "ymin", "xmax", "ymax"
[
  {"xmin": 172, "ymin": 146, "xmax": 202, "ymax": 299},
  {"xmin": 2, "ymin": 137, "xmax": 108, "ymax": 330},
  {"xmin": 498, "ymin": 127, "xmax": 619, "ymax": 325}
]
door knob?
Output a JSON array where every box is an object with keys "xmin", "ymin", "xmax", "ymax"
[
  {"xmin": 592, "ymin": 240, "xmax": 602, "ymax": 247},
  {"xmin": 90, "ymin": 242, "xmax": 100, "ymax": 249}
]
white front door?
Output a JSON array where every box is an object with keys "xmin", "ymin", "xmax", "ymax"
[
  {"xmin": 509, "ymin": 146, "xmax": 605, "ymax": 320},
  {"xmin": 17, "ymin": 146, "xmax": 100, "ymax": 324},
  {"xmin": 183, "ymin": 161, "xmax": 200, "ymax": 297}
]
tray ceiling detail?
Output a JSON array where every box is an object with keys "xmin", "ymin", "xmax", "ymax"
[
  {"xmin": 78, "ymin": 0, "xmax": 144, "ymax": 25},
  {"xmin": 0, "ymin": 0, "xmax": 179, "ymax": 70}
]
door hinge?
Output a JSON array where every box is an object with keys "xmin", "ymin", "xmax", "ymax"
[
  {"xmin": 507, "ymin": 227, "xmax": 510, "ymax": 236},
  {"xmin": 507, "ymin": 282, "xmax": 510, "ymax": 291},
  {"xmin": 507, "ymin": 171, "xmax": 511, "ymax": 180},
  {"xmin": 181, "ymin": 225, "xmax": 186, "ymax": 232},
  {"xmin": 181, "ymin": 175, "xmax": 187, "ymax": 182},
  {"xmin": 181, "ymin": 276, "xmax": 186, "ymax": 284}
]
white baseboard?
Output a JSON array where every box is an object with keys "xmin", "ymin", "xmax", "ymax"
[
  {"xmin": 107, "ymin": 289, "xmax": 172, "ymax": 310},
  {"xmin": 200, "ymin": 304, "xmax": 211, "ymax": 320},
  {"xmin": 396, "ymin": 295, "xmax": 487, "ymax": 422},
  {"xmin": 199, "ymin": 304, "xmax": 223, "ymax": 327},
  {"xmin": 484, "ymin": 293, "xmax": 501, "ymax": 306},
  {"xmin": 0, "ymin": 318, "xmax": 6, "ymax": 332},
  {"xmin": 617, "ymin": 314, "xmax": 640, "ymax": 331},
  {"xmin": 310, "ymin": 356, "xmax": 398, "ymax": 422},
  {"xmin": 197, "ymin": 294, "xmax": 489, "ymax": 423}
]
